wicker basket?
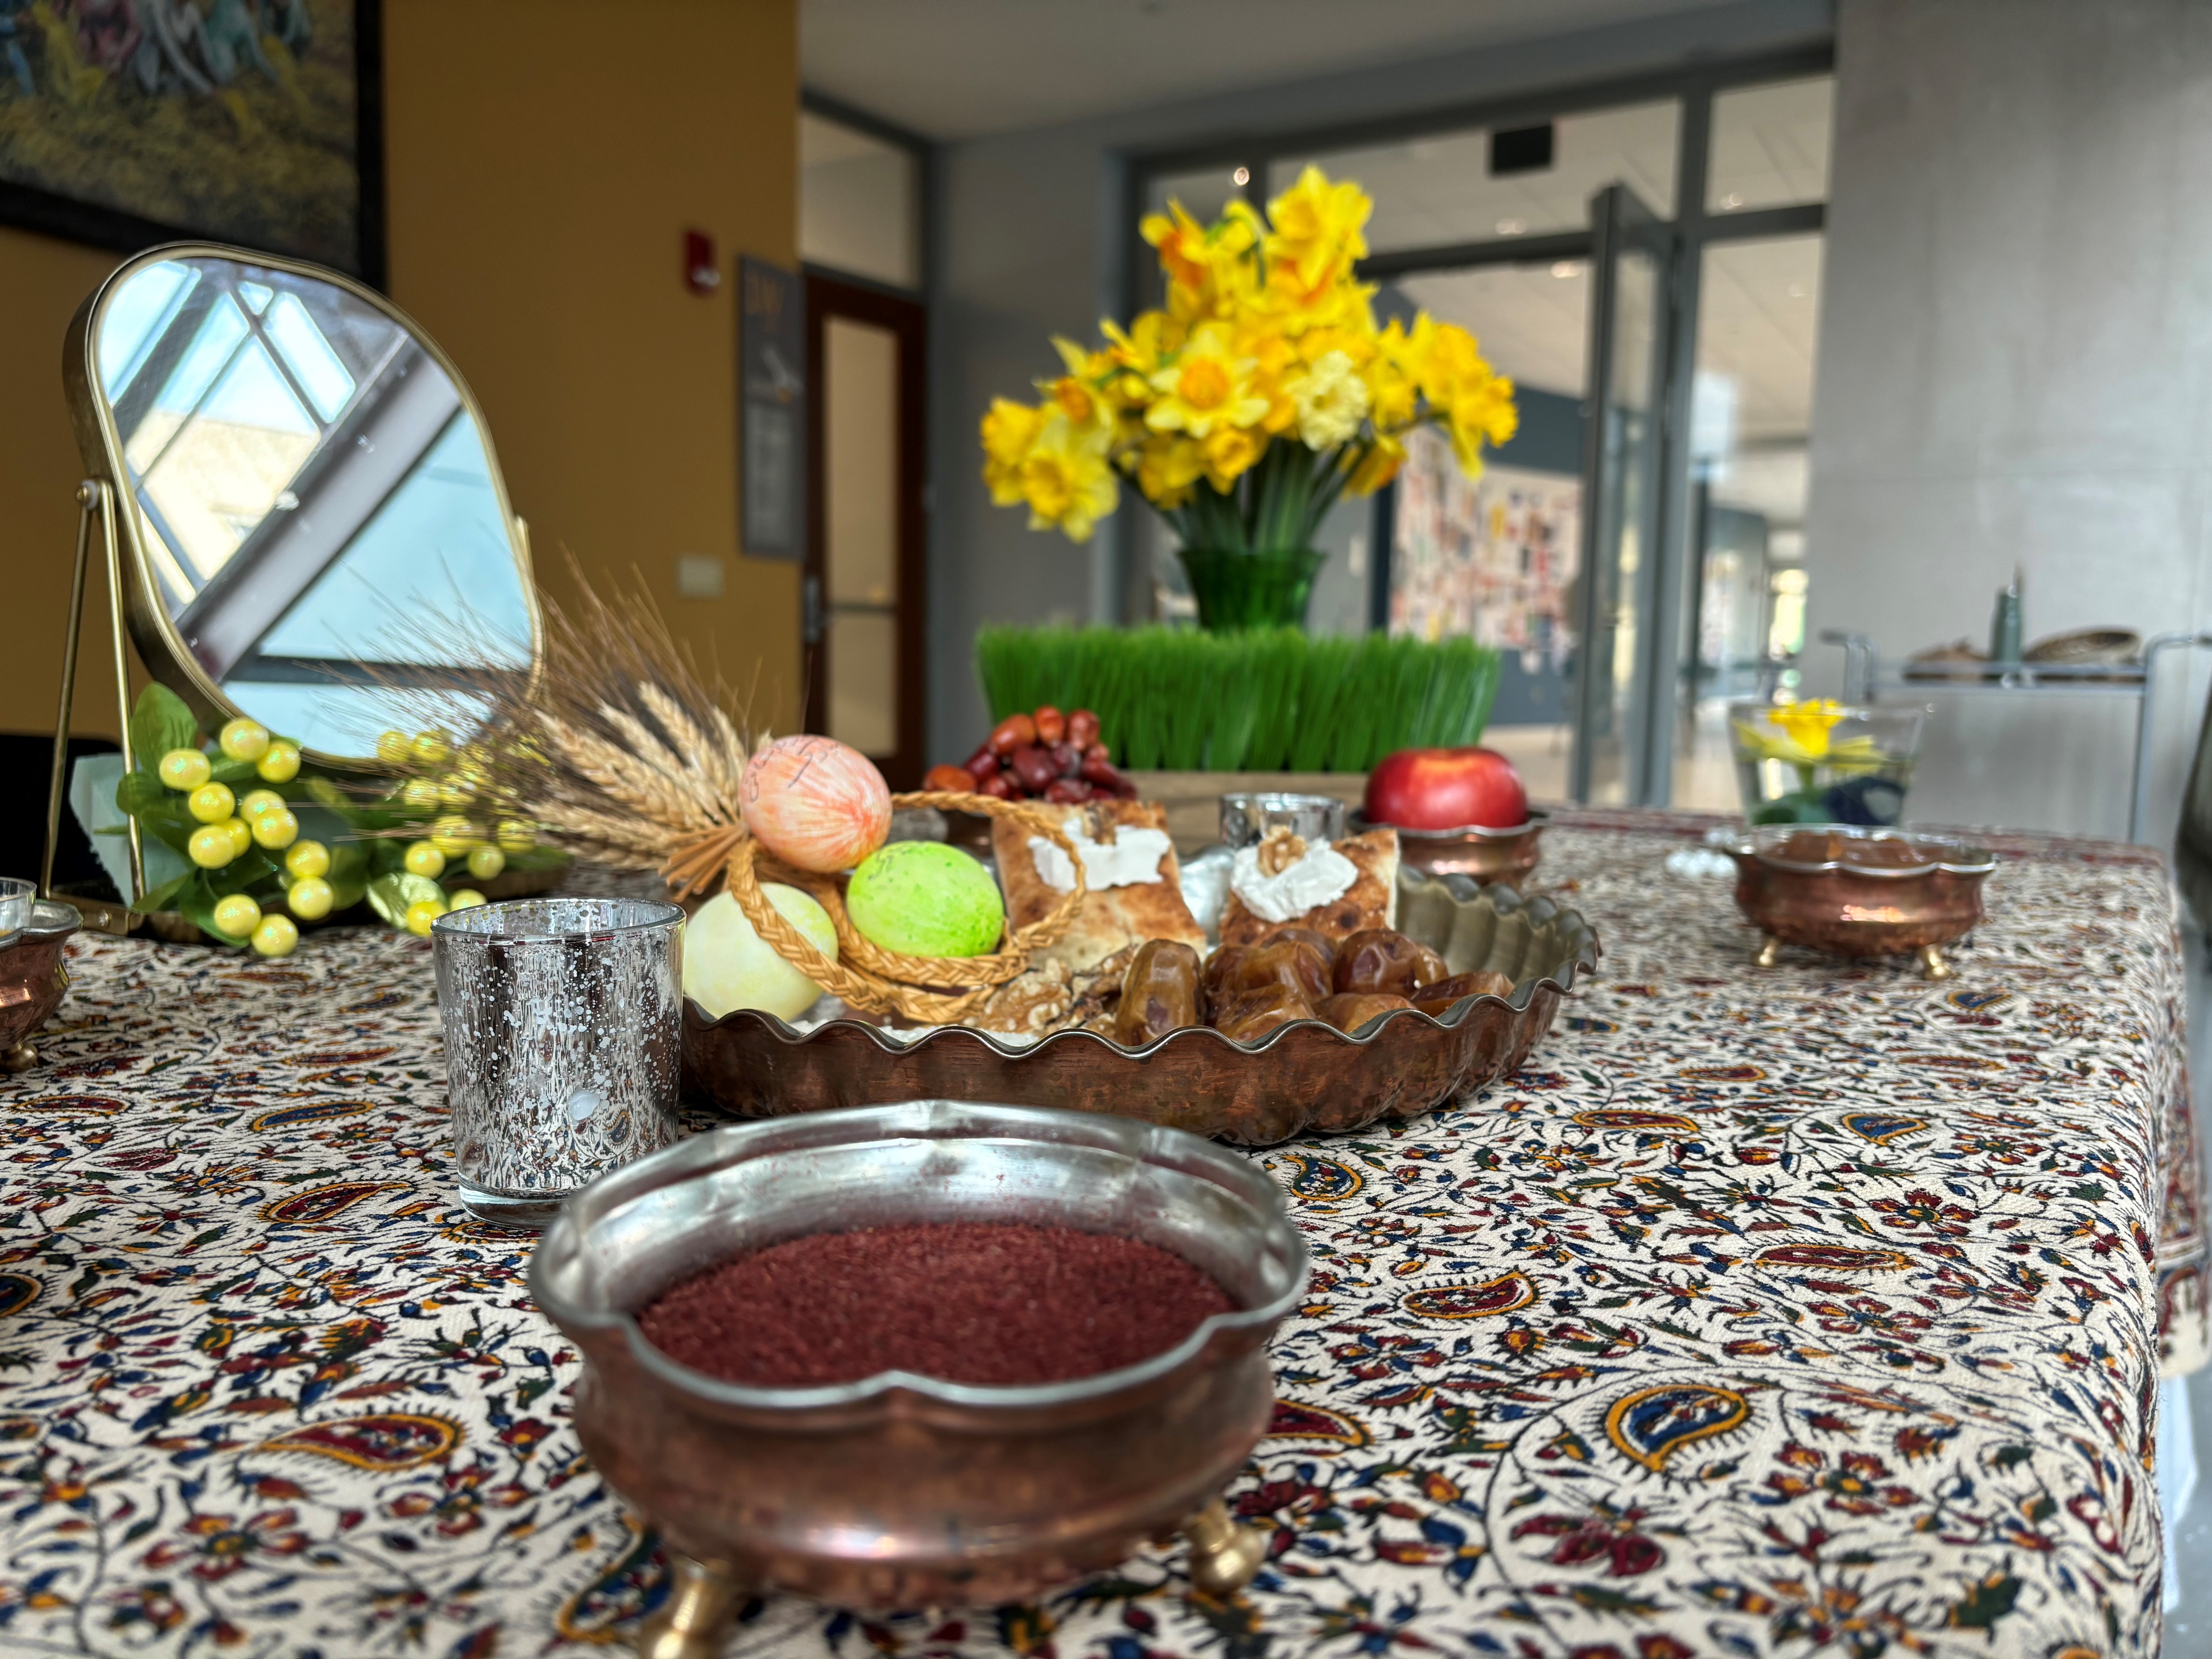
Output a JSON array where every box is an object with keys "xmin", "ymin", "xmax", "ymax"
[{"xmin": 722, "ymin": 790, "xmax": 1087, "ymax": 1023}]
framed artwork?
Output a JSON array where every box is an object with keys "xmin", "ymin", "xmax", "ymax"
[{"xmin": 0, "ymin": 0, "xmax": 383, "ymax": 283}]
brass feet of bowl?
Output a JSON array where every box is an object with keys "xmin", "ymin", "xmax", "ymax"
[
  {"xmin": 1183, "ymin": 1496, "xmax": 1271, "ymax": 1598},
  {"xmin": 637, "ymin": 1555, "xmax": 750, "ymax": 1659},
  {"xmin": 1753, "ymin": 934, "xmax": 1955, "ymax": 981},
  {"xmin": 632, "ymin": 1500, "xmax": 1271, "ymax": 1656}
]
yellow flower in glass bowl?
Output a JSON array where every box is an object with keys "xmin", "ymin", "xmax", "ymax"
[{"xmin": 1729, "ymin": 699, "xmax": 1929, "ymax": 827}]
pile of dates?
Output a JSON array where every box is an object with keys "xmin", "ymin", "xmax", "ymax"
[
  {"xmin": 1108, "ymin": 926, "xmax": 1515, "ymax": 1046},
  {"xmin": 923, "ymin": 704, "xmax": 1137, "ymax": 805}
]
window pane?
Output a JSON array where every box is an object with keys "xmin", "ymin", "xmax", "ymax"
[
  {"xmin": 1707, "ymin": 76, "xmax": 1833, "ymax": 214},
  {"xmin": 1674, "ymin": 232, "xmax": 1825, "ymax": 810},
  {"xmin": 1272, "ymin": 100, "xmax": 1678, "ymax": 252},
  {"xmin": 800, "ymin": 112, "xmax": 918, "ymax": 289},
  {"xmin": 1147, "ymin": 166, "xmax": 1243, "ymax": 223},
  {"xmin": 828, "ymin": 609, "xmax": 899, "ymax": 759},
  {"xmin": 824, "ymin": 317, "xmax": 899, "ymax": 608},
  {"xmin": 1384, "ymin": 263, "xmax": 1588, "ymax": 803}
]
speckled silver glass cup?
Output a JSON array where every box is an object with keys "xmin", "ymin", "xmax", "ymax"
[{"xmin": 431, "ymin": 897, "xmax": 684, "ymax": 1228}]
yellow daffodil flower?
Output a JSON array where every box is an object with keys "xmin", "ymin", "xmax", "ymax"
[
  {"xmin": 1145, "ymin": 326, "xmax": 1270, "ymax": 439},
  {"xmin": 1770, "ymin": 699, "xmax": 1848, "ymax": 757},
  {"xmin": 1201, "ymin": 425, "xmax": 1266, "ymax": 492},
  {"xmin": 1290, "ymin": 350, "xmax": 1370, "ymax": 450},
  {"xmin": 979, "ymin": 397, "xmax": 1045, "ymax": 505},
  {"xmin": 1133, "ymin": 435, "xmax": 1204, "ymax": 510},
  {"xmin": 1018, "ymin": 414, "xmax": 1118, "ymax": 543},
  {"xmin": 1266, "ymin": 165, "xmax": 1371, "ymax": 299},
  {"xmin": 980, "ymin": 166, "xmax": 1515, "ymax": 542}
]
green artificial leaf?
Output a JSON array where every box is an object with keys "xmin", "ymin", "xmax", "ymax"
[
  {"xmin": 174, "ymin": 878, "xmax": 248, "ymax": 949},
  {"xmin": 210, "ymin": 756, "xmax": 257, "ymax": 786},
  {"xmin": 208, "ymin": 848, "xmax": 278, "ymax": 897},
  {"xmin": 129, "ymin": 872, "xmax": 193, "ymax": 915},
  {"xmin": 369, "ymin": 837, "xmax": 409, "ymax": 875},
  {"xmin": 140, "ymin": 817, "xmax": 196, "ymax": 856},
  {"xmin": 326, "ymin": 839, "xmax": 371, "ymax": 911},
  {"xmin": 367, "ymin": 872, "xmax": 443, "ymax": 927},
  {"xmin": 127, "ymin": 684, "xmax": 199, "ymax": 771},
  {"xmin": 114, "ymin": 770, "xmax": 173, "ymax": 816},
  {"xmin": 304, "ymin": 777, "xmax": 350, "ymax": 811}
]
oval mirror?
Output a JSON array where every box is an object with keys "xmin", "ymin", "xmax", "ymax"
[{"xmin": 65, "ymin": 244, "xmax": 539, "ymax": 765}]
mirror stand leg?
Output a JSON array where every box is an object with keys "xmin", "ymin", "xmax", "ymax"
[
  {"xmin": 1182, "ymin": 1496, "xmax": 1270, "ymax": 1599},
  {"xmin": 1753, "ymin": 935, "xmax": 1781, "ymax": 969},
  {"xmin": 42, "ymin": 484, "xmax": 98, "ymax": 905},
  {"xmin": 3, "ymin": 1042, "xmax": 36, "ymax": 1073},
  {"xmin": 635, "ymin": 1554, "xmax": 748, "ymax": 1659},
  {"xmin": 1919, "ymin": 943, "xmax": 1952, "ymax": 981}
]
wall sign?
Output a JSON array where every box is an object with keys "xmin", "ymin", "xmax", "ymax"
[{"xmin": 740, "ymin": 258, "xmax": 805, "ymax": 559}]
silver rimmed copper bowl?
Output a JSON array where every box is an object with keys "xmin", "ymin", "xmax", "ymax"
[
  {"xmin": 1350, "ymin": 808, "xmax": 1548, "ymax": 886},
  {"xmin": 1709, "ymin": 823, "xmax": 1997, "ymax": 979},
  {"xmin": 0, "ymin": 898, "xmax": 81, "ymax": 1073},
  {"xmin": 530, "ymin": 1100, "xmax": 1306, "ymax": 1648}
]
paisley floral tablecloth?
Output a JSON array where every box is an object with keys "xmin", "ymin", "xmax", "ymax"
[{"xmin": 0, "ymin": 812, "xmax": 2200, "ymax": 1657}]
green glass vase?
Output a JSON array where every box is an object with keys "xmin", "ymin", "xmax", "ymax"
[{"xmin": 1176, "ymin": 546, "xmax": 1326, "ymax": 632}]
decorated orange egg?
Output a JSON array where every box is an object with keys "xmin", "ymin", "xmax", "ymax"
[{"xmin": 741, "ymin": 736, "xmax": 893, "ymax": 873}]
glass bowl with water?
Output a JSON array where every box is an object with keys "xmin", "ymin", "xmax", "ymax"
[{"xmin": 1729, "ymin": 701, "xmax": 1929, "ymax": 827}]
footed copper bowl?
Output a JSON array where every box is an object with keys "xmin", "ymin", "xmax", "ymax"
[
  {"xmin": 1350, "ymin": 808, "xmax": 1547, "ymax": 886},
  {"xmin": 531, "ymin": 1101, "xmax": 1305, "ymax": 1650},
  {"xmin": 682, "ymin": 874, "xmax": 1597, "ymax": 1146},
  {"xmin": 0, "ymin": 900, "xmax": 80, "ymax": 1072},
  {"xmin": 1712, "ymin": 824, "xmax": 1996, "ymax": 979}
]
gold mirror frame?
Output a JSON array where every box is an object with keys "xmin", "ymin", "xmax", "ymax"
[
  {"xmin": 46, "ymin": 242, "xmax": 543, "ymax": 930},
  {"xmin": 61, "ymin": 240, "xmax": 544, "ymax": 773}
]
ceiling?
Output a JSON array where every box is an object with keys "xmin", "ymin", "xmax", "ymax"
[{"xmin": 800, "ymin": 0, "xmax": 1744, "ymax": 141}]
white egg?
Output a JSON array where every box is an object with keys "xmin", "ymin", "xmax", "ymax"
[{"xmin": 681, "ymin": 884, "xmax": 838, "ymax": 1020}]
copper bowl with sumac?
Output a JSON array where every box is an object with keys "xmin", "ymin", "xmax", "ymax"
[{"xmin": 529, "ymin": 1100, "xmax": 1306, "ymax": 1646}]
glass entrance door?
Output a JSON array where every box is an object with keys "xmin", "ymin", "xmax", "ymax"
[{"xmin": 1570, "ymin": 184, "xmax": 1673, "ymax": 805}]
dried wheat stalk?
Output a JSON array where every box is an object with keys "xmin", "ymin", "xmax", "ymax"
[{"xmin": 397, "ymin": 561, "xmax": 764, "ymax": 894}]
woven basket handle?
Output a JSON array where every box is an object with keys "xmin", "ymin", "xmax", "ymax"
[{"xmin": 723, "ymin": 791, "xmax": 1087, "ymax": 1022}]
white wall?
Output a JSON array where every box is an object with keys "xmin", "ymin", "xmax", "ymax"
[
  {"xmin": 1803, "ymin": 0, "xmax": 2212, "ymax": 845},
  {"xmin": 927, "ymin": 0, "xmax": 1834, "ymax": 764}
]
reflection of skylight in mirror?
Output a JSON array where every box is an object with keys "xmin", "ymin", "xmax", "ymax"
[
  {"xmin": 266, "ymin": 294, "xmax": 355, "ymax": 421},
  {"xmin": 155, "ymin": 295, "xmax": 249, "ymax": 413},
  {"xmin": 258, "ymin": 412, "xmax": 531, "ymax": 667},
  {"xmin": 201, "ymin": 343, "xmax": 317, "ymax": 435},
  {"xmin": 239, "ymin": 281, "xmax": 274, "ymax": 314},
  {"xmin": 99, "ymin": 262, "xmax": 195, "ymax": 396}
]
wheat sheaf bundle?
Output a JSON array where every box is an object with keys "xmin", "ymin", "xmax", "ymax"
[
  {"xmin": 466, "ymin": 570, "xmax": 1083, "ymax": 1022},
  {"xmin": 489, "ymin": 574, "xmax": 757, "ymax": 899}
]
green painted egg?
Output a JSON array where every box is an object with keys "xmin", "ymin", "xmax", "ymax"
[{"xmin": 846, "ymin": 842, "xmax": 1004, "ymax": 958}]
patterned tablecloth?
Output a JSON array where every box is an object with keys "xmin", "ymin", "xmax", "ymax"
[{"xmin": 0, "ymin": 812, "xmax": 2202, "ymax": 1658}]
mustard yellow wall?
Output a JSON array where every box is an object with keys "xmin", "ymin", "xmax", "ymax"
[{"xmin": 0, "ymin": 0, "xmax": 800, "ymax": 745}]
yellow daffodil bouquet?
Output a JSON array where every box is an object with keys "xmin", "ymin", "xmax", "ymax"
[{"xmin": 978, "ymin": 167, "xmax": 1518, "ymax": 629}]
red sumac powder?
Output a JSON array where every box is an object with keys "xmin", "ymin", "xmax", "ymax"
[{"xmin": 636, "ymin": 1220, "xmax": 1236, "ymax": 1388}]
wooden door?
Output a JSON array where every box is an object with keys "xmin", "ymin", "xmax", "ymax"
[{"xmin": 804, "ymin": 273, "xmax": 927, "ymax": 788}]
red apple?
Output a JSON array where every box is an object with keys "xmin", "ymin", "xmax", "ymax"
[{"xmin": 1365, "ymin": 747, "xmax": 1528, "ymax": 831}]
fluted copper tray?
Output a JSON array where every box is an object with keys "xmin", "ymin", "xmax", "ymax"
[{"xmin": 682, "ymin": 874, "xmax": 1597, "ymax": 1146}]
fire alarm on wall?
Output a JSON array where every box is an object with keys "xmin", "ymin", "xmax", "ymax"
[{"xmin": 684, "ymin": 230, "xmax": 720, "ymax": 294}]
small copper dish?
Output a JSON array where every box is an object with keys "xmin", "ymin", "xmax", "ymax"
[
  {"xmin": 531, "ymin": 1099, "xmax": 1305, "ymax": 1650},
  {"xmin": 1710, "ymin": 824, "xmax": 1996, "ymax": 979},
  {"xmin": 0, "ymin": 899, "xmax": 81, "ymax": 1072},
  {"xmin": 682, "ymin": 874, "xmax": 1597, "ymax": 1146},
  {"xmin": 1350, "ymin": 807, "xmax": 1547, "ymax": 887}
]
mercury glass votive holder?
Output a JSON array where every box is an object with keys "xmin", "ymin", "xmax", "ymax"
[
  {"xmin": 431, "ymin": 896, "xmax": 685, "ymax": 1228},
  {"xmin": 1218, "ymin": 793, "xmax": 1346, "ymax": 850}
]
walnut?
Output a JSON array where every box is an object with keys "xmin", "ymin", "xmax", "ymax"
[
  {"xmin": 972, "ymin": 958, "xmax": 1075, "ymax": 1036},
  {"xmin": 1256, "ymin": 826, "xmax": 1308, "ymax": 877}
]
